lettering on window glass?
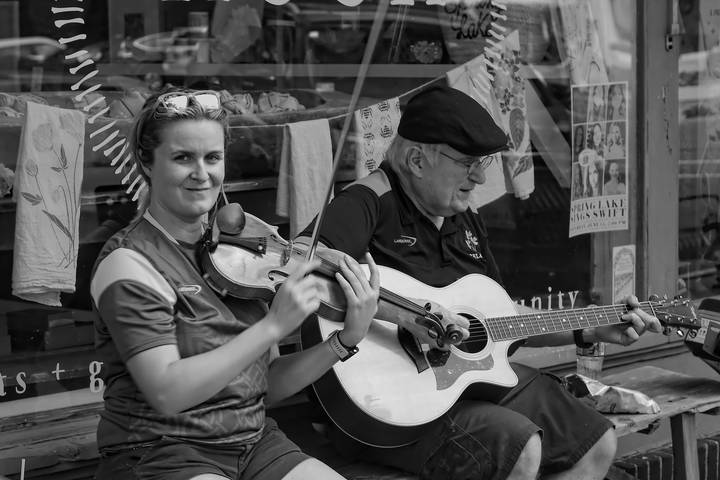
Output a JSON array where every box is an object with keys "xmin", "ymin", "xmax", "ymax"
[
  {"xmin": 0, "ymin": 361, "xmax": 105, "ymax": 398},
  {"xmin": 515, "ymin": 288, "xmax": 581, "ymax": 310}
]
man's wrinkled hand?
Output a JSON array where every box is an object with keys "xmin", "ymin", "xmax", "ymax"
[{"xmin": 592, "ymin": 295, "xmax": 662, "ymax": 346}]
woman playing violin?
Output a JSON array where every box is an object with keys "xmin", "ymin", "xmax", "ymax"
[{"xmin": 90, "ymin": 89, "xmax": 380, "ymax": 480}]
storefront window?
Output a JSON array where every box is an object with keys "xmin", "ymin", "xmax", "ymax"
[
  {"xmin": 677, "ymin": 0, "xmax": 720, "ymax": 301},
  {"xmin": 0, "ymin": 0, "xmax": 640, "ymax": 420}
]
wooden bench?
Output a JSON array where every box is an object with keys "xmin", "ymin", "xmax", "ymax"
[
  {"xmin": 3, "ymin": 365, "xmax": 720, "ymax": 480},
  {"xmin": 601, "ymin": 365, "xmax": 720, "ymax": 480}
]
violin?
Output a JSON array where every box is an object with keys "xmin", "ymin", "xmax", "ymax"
[{"xmin": 198, "ymin": 205, "xmax": 464, "ymax": 345}]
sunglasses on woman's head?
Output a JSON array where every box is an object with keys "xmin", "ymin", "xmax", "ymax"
[{"xmin": 151, "ymin": 90, "xmax": 222, "ymax": 116}]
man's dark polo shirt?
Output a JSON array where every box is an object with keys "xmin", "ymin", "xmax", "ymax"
[{"xmin": 303, "ymin": 162, "xmax": 502, "ymax": 288}]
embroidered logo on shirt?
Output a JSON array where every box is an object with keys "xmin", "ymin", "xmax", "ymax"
[
  {"xmin": 393, "ymin": 235, "xmax": 417, "ymax": 246},
  {"xmin": 464, "ymin": 230, "xmax": 483, "ymax": 260},
  {"xmin": 178, "ymin": 284, "xmax": 202, "ymax": 295}
]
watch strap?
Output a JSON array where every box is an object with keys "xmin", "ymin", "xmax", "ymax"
[{"xmin": 328, "ymin": 330, "xmax": 359, "ymax": 362}]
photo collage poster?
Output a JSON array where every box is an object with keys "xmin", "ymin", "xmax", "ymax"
[{"xmin": 569, "ymin": 81, "xmax": 629, "ymax": 238}]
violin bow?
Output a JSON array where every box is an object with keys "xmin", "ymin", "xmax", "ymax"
[{"xmin": 304, "ymin": 0, "xmax": 391, "ymax": 262}]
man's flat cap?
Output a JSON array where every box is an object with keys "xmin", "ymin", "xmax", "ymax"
[{"xmin": 398, "ymin": 85, "xmax": 508, "ymax": 157}]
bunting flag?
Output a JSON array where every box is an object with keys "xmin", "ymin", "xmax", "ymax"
[{"xmin": 352, "ymin": 97, "xmax": 402, "ymax": 178}]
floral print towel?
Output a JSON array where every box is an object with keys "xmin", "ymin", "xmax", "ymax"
[
  {"xmin": 445, "ymin": 30, "xmax": 535, "ymax": 208},
  {"xmin": 490, "ymin": 30, "xmax": 534, "ymax": 200},
  {"xmin": 12, "ymin": 102, "xmax": 85, "ymax": 306},
  {"xmin": 446, "ymin": 55, "xmax": 507, "ymax": 210}
]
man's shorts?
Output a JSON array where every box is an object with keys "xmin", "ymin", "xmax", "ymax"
[
  {"xmin": 330, "ymin": 363, "xmax": 613, "ymax": 480},
  {"xmin": 94, "ymin": 417, "xmax": 310, "ymax": 480}
]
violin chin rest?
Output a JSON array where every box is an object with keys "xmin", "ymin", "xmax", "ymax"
[{"xmin": 217, "ymin": 203, "xmax": 246, "ymax": 234}]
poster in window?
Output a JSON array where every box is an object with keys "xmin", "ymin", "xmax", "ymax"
[
  {"xmin": 612, "ymin": 244, "xmax": 635, "ymax": 304},
  {"xmin": 569, "ymin": 81, "xmax": 628, "ymax": 238}
]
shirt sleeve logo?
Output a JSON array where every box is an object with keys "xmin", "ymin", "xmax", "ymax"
[{"xmin": 393, "ymin": 235, "xmax": 417, "ymax": 246}]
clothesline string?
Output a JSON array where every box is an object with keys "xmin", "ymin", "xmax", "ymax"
[{"xmin": 238, "ymin": 74, "xmax": 445, "ymax": 131}]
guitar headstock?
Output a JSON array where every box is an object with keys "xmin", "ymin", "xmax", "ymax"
[{"xmin": 650, "ymin": 295, "xmax": 701, "ymax": 334}]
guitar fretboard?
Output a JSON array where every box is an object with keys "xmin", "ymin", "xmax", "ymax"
[{"xmin": 481, "ymin": 302, "xmax": 658, "ymax": 341}]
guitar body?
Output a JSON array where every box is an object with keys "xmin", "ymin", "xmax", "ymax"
[{"xmin": 300, "ymin": 265, "xmax": 521, "ymax": 448}]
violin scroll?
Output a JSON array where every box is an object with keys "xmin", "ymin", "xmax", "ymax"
[{"xmin": 416, "ymin": 303, "xmax": 464, "ymax": 348}]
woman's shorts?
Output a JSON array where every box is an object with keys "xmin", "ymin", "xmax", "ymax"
[{"xmin": 94, "ymin": 417, "xmax": 310, "ymax": 480}]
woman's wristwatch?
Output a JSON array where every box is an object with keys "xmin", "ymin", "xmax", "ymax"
[{"xmin": 327, "ymin": 330, "xmax": 359, "ymax": 362}]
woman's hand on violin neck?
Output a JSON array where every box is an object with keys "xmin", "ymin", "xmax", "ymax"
[
  {"xmin": 336, "ymin": 253, "xmax": 380, "ymax": 346},
  {"xmin": 265, "ymin": 260, "xmax": 323, "ymax": 341}
]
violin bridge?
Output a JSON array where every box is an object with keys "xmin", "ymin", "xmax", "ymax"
[{"xmin": 281, "ymin": 240, "xmax": 293, "ymax": 266}]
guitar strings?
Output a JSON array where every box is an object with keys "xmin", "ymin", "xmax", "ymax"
[{"xmin": 466, "ymin": 302, "xmax": 659, "ymax": 341}]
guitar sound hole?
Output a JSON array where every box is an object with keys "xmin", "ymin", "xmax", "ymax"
[{"xmin": 456, "ymin": 314, "xmax": 488, "ymax": 353}]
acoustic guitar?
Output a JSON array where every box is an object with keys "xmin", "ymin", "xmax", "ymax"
[{"xmin": 301, "ymin": 265, "xmax": 700, "ymax": 448}]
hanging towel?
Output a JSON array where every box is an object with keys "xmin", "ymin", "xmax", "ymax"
[
  {"xmin": 551, "ymin": 0, "xmax": 609, "ymax": 85},
  {"xmin": 488, "ymin": 30, "xmax": 534, "ymax": 200},
  {"xmin": 353, "ymin": 98, "xmax": 401, "ymax": 179},
  {"xmin": 12, "ymin": 102, "xmax": 85, "ymax": 306},
  {"xmin": 447, "ymin": 56, "xmax": 507, "ymax": 211},
  {"xmin": 276, "ymin": 118, "xmax": 334, "ymax": 238}
]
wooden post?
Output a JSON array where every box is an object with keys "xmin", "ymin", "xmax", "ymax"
[
  {"xmin": 637, "ymin": 0, "xmax": 680, "ymax": 300},
  {"xmin": 671, "ymin": 412, "xmax": 700, "ymax": 480}
]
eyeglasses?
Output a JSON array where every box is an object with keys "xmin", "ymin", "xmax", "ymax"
[
  {"xmin": 439, "ymin": 151, "xmax": 495, "ymax": 177},
  {"xmin": 151, "ymin": 90, "xmax": 222, "ymax": 116}
]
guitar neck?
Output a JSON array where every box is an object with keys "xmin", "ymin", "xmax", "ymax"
[{"xmin": 482, "ymin": 302, "xmax": 658, "ymax": 342}]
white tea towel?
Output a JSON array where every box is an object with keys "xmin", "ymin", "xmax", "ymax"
[
  {"xmin": 276, "ymin": 118, "xmax": 334, "ymax": 238},
  {"xmin": 12, "ymin": 102, "xmax": 85, "ymax": 306},
  {"xmin": 551, "ymin": 0, "xmax": 609, "ymax": 85},
  {"xmin": 353, "ymin": 98, "xmax": 401, "ymax": 179}
]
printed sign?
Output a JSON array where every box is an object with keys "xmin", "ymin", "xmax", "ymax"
[
  {"xmin": 612, "ymin": 244, "xmax": 636, "ymax": 303},
  {"xmin": 569, "ymin": 82, "xmax": 629, "ymax": 237}
]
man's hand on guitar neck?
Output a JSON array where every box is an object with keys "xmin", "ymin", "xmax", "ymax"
[
  {"xmin": 585, "ymin": 295, "xmax": 663, "ymax": 346},
  {"xmin": 522, "ymin": 295, "xmax": 662, "ymax": 348}
]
